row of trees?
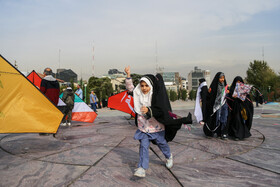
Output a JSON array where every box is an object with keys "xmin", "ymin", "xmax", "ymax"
[
  {"xmin": 83, "ymin": 60, "xmax": 279, "ymax": 105},
  {"xmin": 85, "ymin": 75, "xmax": 190, "ymax": 104},
  {"xmin": 87, "ymin": 76, "xmax": 113, "ymax": 104},
  {"xmin": 167, "ymin": 89, "xmax": 188, "ymax": 102}
]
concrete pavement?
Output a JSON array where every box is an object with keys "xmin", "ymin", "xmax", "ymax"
[{"xmin": 0, "ymin": 101, "xmax": 279, "ymax": 186}]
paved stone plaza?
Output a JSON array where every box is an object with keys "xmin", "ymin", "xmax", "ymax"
[{"xmin": 0, "ymin": 102, "xmax": 279, "ymax": 186}]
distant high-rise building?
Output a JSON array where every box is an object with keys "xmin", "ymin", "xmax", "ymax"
[
  {"xmin": 161, "ymin": 72, "xmax": 179, "ymax": 85},
  {"xmin": 204, "ymin": 70, "xmax": 211, "ymax": 87},
  {"xmin": 188, "ymin": 67, "xmax": 211, "ymax": 91},
  {"xmin": 108, "ymin": 69, "xmax": 125, "ymax": 75},
  {"xmin": 56, "ymin": 69, "xmax": 77, "ymax": 82},
  {"xmin": 180, "ymin": 77, "xmax": 187, "ymax": 90},
  {"xmin": 159, "ymin": 72, "xmax": 180, "ymax": 93}
]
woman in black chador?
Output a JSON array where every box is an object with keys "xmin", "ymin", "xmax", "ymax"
[
  {"xmin": 227, "ymin": 76, "xmax": 254, "ymax": 140},
  {"xmin": 194, "ymin": 78, "xmax": 208, "ymax": 125},
  {"xmin": 203, "ymin": 72, "xmax": 229, "ymax": 139}
]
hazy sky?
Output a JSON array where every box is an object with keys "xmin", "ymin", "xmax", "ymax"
[{"xmin": 1, "ymin": 0, "xmax": 279, "ymax": 83}]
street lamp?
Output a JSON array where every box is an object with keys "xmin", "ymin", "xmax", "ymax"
[
  {"xmin": 84, "ymin": 83, "xmax": 87, "ymax": 103},
  {"xmin": 268, "ymin": 86, "xmax": 271, "ymax": 102}
]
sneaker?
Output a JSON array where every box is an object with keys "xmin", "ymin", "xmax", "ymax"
[
  {"xmin": 134, "ymin": 167, "xmax": 145, "ymax": 177},
  {"xmin": 67, "ymin": 122, "xmax": 71, "ymax": 126},
  {"xmin": 166, "ymin": 154, "xmax": 173, "ymax": 169},
  {"xmin": 60, "ymin": 123, "xmax": 67, "ymax": 127},
  {"xmin": 221, "ymin": 134, "xmax": 228, "ymax": 140}
]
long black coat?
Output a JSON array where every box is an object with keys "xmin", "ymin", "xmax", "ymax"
[
  {"xmin": 135, "ymin": 74, "xmax": 185, "ymax": 142},
  {"xmin": 227, "ymin": 76, "xmax": 254, "ymax": 139},
  {"xmin": 203, "ymin": 72, "xmax": 228, "ymax": 136},
  {"xmin": 200, "ymin": 85, "xmax": 208, "ymax": 122}
]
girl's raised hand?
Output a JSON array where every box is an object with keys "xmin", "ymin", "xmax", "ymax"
[{"xmin": 124, "ymin": 66, "xmax": 131, "ymax": 77}]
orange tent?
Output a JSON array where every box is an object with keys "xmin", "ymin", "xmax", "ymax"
[{"xmin": 27, "ymin": 70, "xmax": 42, "ymax": 89}]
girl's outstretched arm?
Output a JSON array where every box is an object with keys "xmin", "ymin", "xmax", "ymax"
[
  {"xmin": 125, "ymin": 66, "xmax": 134, "ymax": 93},
  {"xmin": 124, "ymin": 66, "xmax": 131, "ymax": 78}
]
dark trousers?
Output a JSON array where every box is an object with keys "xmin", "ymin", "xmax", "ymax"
[
  {"xmin": 62, "ymin": 105, "xmax": 73, "ymax": 123},
  {"xmin": 216, "ymin": 104, "xmax": 229, "ymax": 135},
  {"xmin": 256, "ymin": 100, "xmax": 259, "ymax": 107},
  {"xmin": 90, "ymin": 103, "xmax": 97, "ymax": 112}
]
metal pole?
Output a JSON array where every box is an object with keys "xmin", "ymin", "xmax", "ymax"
[{"xmin": 84, "ymin": 84, "xmax": 87, "ymax": 103}]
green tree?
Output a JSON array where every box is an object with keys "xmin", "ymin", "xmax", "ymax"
[
  {"xmin": 181, "ymin": 89, "xmax": 187, "ymax": 101},
  {"xmin": 120, "ymin": 73, "xmax": 143, "ymax": 91},
  {"xmin": 246, "ymin": 60, "xmax": 279, "ymax": 101},
  {"xmin": 131, "ymin": 73, "xmax": 142, "ymax": 86},
  {"xmin": 70, "ymin": 79, "xmax": 74, "ymax": 90},
  {"xmin": 60, "ymin": 85, "xmax": 67, "ymax": 94},
  {"xmin": 178, "ymin": 89, "xmax": 181, "ymax": 100},
  {"xmin": 88, "ymin": 76, "xmax": 113, "ymax": 104},
  {"xmin": 166, "ymin": 89, "xmax": 170, "ymax": 100},
  {"xmin": 170, "ymin": 90, "xmax": 177, "ymax": 102},
  {"xmin": 79, "ymin": 78, "xmax": 83, "ymax": 87},
  {"xmin": 188, "ymin": 89, "xmax": 196, "ymax": 101}
]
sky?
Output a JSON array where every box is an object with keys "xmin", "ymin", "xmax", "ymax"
[{"xmin": 1, "ymin": 0, "xmax": 280, "ymax": 83}]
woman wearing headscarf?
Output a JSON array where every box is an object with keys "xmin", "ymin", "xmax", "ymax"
[
  {"xmin": 203, "ymin": 72, "xmax": 229, "ymax": 139},
  {"xmin": 194, "ymin": 78, "xmax": 208, "ymax": 125},
  {"xmin": 227, "ymin": 76, "xmax": 254, "ymax": 140},
  {"xmin": 124, "ymin": 66, "xmax": 192, "ymax": 177}
]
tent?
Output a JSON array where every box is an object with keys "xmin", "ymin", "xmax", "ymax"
[
  {"xmin": 27, "ymin": 70, "xmax": 43, "ymax": 89},
  {"xmin": 0, "ymin": 54, "xmax": 63, "ymax": 133},
  {"xmin": 26, "ymin": 70, "xmax": 66, "ymax": 108},
  {"xmin": 59, "ymin": 93, "xmax": 97, "ymax": 123},
  {"xmin": 108, "ymin": 91, "xmax": 135, "ymax": 117},
  {"xmin": 26, "ymin": 69, "xmax": 96, "ymax": 123}
]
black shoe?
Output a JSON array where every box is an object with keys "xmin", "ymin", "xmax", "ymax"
[
  {"xmin": 182, "ymin": 112, "xmax": 192, "ymax": 124},
  {"xmin": 234, "ymin": 137, "xmax": 240, "ymax": 141},
  {"xmin": 39, "ymin": 133, "xmax": 50, "ymax": 136}
]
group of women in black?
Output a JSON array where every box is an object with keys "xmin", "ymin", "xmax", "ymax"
[{"xmin": 198, "ymin": 72, "xmax": 254, "ymax": 140}]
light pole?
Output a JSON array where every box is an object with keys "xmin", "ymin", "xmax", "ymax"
[
  {"xmin": 84, "ymin": 83, "xmax": 87, "ymax": 103},
  {"xmin": 268, "ymin": 86, "xmax": 271, "ymax": 102}
]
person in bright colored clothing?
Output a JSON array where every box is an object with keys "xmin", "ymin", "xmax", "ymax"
[{"xmin": 124, "ymin": 66, "xmax": 192, "ymax": 177}]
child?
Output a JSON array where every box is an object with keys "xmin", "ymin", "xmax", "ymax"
[
  {"xmin": 125, "ymin": 66, "xmax": 192, "ymax": 177},
  {"xmin": 203, "ymin": 72, "xmax": 229, "ymax": 139},
  {"xmin": 61, "ymin": 83, "xmax": 75, "ymax": 126},
  {"xmin": 194, "ymin": 78, "xmax": 208, "ymax": 125}
]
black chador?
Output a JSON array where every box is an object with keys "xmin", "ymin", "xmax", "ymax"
[
  {"xmin": 203, "ymin": 72, "xmax": 229, "ymax": 137},
  {"xmin": 199, "ymin": 79, "xmax": 208, "ymax": 123},
  {"xmin": 194, "ymin": 78, "xmax": 208, "ymax": 124},
  {"xmin": 135, "ymin": 74, "xmax": 192, "ymax": 142},
  {"xmin": 227, "ymin": 76, "xmax": 254, "ymax": 140}
]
